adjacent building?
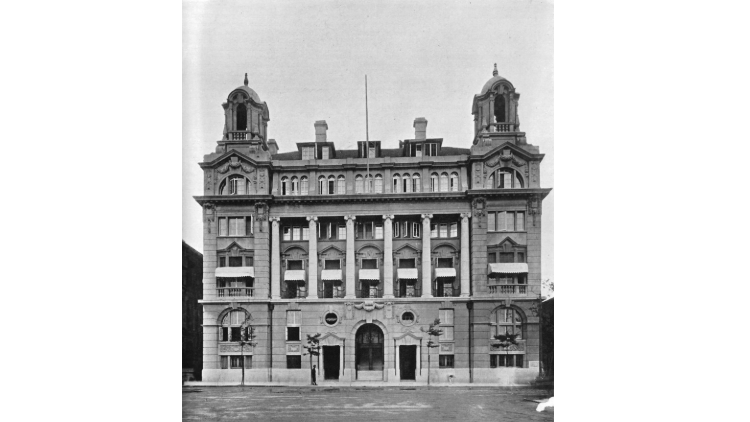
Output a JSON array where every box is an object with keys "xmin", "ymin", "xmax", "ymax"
[
  {"xmin": 183, "ymin": 240, "xmax": 203, "ymax": 381},
  {"xmin": 195, "ymin": 66, "xmax": 551, "ymax": 384}
]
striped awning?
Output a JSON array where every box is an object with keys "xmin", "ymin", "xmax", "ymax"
[
  {"xmin": 435, "ymin": 268, "xmax": 456, "ymax": 278},
  {"xmin": 284, "ymin": 270, "xmax": 306, "ymax": 281},
  {"xmin": 216, "ymin": 267, "xmax": 254, "ymax": 278},
  {"xmin": 488, "ymin": 263, "xmax": 528, "ymax": 274},
  {"xmin": 397, "ymin": 268, "xmax": 418, "ymax": 280},
  {"xmin": 321, "ymin": 269, "xmax": 342, "ymax": 281},
  {"xmin": 359, "ymin": 269, "xmax": 380, "ymax": 281}
]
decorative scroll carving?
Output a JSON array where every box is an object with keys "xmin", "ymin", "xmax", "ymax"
[
  {"xmin": 205, "ymin": 171, "xmax": 212, "ymax": 192},
  {"xmin": 217, "ymin": 157, "xmax": 256, "ymax": 175},
  {"xmin": 474, "ymin": 163, "xmax": 484, "ymax": 187},
  {"xmin": 351, "ymin": 301, "xmax": 385, "ymax": 312},
  {"xmin": 204, "ymin": 202, "xmax": 216, "ymax": 233},
  {"xmin": 528, "ymin": 195, "xmax": 540, "ymax": 227},
  {"xmin": 219, "ymin": 344, "xmax": 254, "ymax": 353}
]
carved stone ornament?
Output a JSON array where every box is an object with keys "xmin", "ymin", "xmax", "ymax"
[
  {"xmin": 351, "ymin": 301, "xmax": 385, "ymax": 312},
  {"xmin": 204, "ymin": 202, "xmax": 216, "ymax": 233},
  {"xmin": 217, "ymin": 157, "xmax": 256, "ymax": 175},
  {"xmin": 472, "ymin": 197, "xmax": 487, "ymax": 218},
  {"xmin": 205, "ymin": 171, "xmax": 213, "ymax": 191}
]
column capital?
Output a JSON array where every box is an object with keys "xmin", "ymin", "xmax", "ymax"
[
  {"xmin": 345, "ymin": 215, "xmax": 356, "ymax": 221},
  {"xmin": 306, "ymin": 216, "xmax": 318, "ymax": 222},
  {"xmin": 382, "ymin": 214, "xmax": 394, "ymax": 221},
  {"xmin": 460, "ymin": 212, "xmax": 472, "ymax": 219},
  {"xmin": 421, "ymin": 213, "xmax": 433, "ymax": 220},
  {"xmin": 269, "ymin": 217, "xmax": 281, "ymax": 223}
]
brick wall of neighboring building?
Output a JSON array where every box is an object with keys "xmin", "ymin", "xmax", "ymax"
[{"xmin": 182, "ymin": 241, "xmax": 203, "ymax": 380}]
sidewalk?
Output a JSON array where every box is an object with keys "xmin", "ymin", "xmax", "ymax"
[{"xmin": 184, "ymin": 381, "xmax": 551, "ymax": 389}]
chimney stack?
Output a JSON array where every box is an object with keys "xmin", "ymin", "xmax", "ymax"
[
  {"xmin": 314, "ymin": 120, "xmax": 328, "ymax": 143},
  {"xmin": 414, "ymin": 117, "xmax": 428, "ymax": 140}
]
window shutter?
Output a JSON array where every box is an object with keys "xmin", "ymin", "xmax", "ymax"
[{"xmin": 488, "ymin": 212, "xmax": 496, "ymax": 232}]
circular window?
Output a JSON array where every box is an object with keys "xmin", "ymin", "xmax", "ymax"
[
  {"xmin": 400, "ymin": 311, "xmax": 416, "ymax": 326},
  {"xmin": 324, "ymin": 312, "xmax": 339, "ymax": 326}
]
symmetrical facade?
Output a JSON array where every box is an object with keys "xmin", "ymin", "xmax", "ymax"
[{"xmin": 195, "ymin": 66, "xmax": 551, "ymax": 384}]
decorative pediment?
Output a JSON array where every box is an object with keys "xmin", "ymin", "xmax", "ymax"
[
  {"xmin": 203, "ymin": 150, "xmax": 263, "ymax": 170},
  {"xmin": 319, "ymin": 245, "xmax": 345, "ymax": 256},
  {"xmin": 393, "ymin": 243, "xmax": 420, "ymax": 256},
  {"xmin": 393, "ymin": 330, "xmax": 422, "ymax": 341},
  {"xmin": 216, "ymin": 156, "xmax": 256, "ymax": 175},
  {"xmin": 356, "ymin": 244, "xmax": 382, "ymax": 258},
  {"xmin": 318, "ymin": 332, "xmax": 346, "ymax": 346},
  {"xmin": 217, "ymin": 241, "xmax": 252, "ymax": 253},
  {"xmin": 481, "ymin": 141, "xmax": 537, "ymax": 163}
]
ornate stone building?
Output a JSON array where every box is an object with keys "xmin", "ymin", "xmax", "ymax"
[{"xmin": 195, "ymin": 66, "xmax": 551, "ymax": 384}]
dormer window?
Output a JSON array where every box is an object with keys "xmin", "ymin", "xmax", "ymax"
[
  {"xmin": 369, "ymin": 146, "xmax": 376, "ymax": 158},
  {"xmin": 321, "ymin": 146, "xmax": 330, "ymax": 160},
  {"xmin": 425, "ymin": 143, "xmax": 437, "ymax": 156},
  {"xmin": 236, "ymin": 104, "xmax": 247, "ymax": 130},
  {"xmin": 494, "ymin": 95, "xmax": 506, "ymax": 123},
  {"xmin": 410, "ymin": 144, "xmax": 423, "ymax": 157},
  {"xmin": 302, "ymin": 146, "xmax": 315, "ymax": 160}
]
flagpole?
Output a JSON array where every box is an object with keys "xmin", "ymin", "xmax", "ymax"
[{"xmin": 365, "ymin": 75, "xmax": 370, "ymax": 192}]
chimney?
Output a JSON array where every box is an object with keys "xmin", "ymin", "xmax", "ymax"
[
  {"xmin": 267, "ymin": 139, "xmax": 278, "ymax": 155},
  {"xmin": 413, "ymin": 117, "xmax": 428, "ymax": 140},
  {"xmin": 314, "ymin": 120, "xmax": 328, "ymax": 143}
]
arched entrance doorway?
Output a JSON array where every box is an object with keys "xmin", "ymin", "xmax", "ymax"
[{"xmin": 355, "ymin": 324, "xmax": 384, "ymax": 380}]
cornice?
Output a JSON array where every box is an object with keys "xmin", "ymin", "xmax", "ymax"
[
  {"xmin": 466, "ymin": 188, "xmax": 552, "ymax": 200},
  {"xmin": 194, "ymin": 195, "xmax": 273, "ymax": 205},
  {"xmin": 200, "ymin": 150, "xmax": 272, "ymax": 169}
]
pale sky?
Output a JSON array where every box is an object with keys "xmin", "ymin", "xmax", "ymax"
[{"xmin": 183, "ymin": 0, "xmax": 554, "ymax": 286}]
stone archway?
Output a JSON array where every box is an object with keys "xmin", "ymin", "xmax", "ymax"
[{"xmin": 355, "ymin": 323, "xmax": 384, "ymax": 380}]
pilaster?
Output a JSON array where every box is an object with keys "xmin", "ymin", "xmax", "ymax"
[
  {"xmin": 307, "ymin": 216, "xmax": 319, "ymax": 299},
  {"xmin": 421, "ymin": 213, "xmax": 433, "ymax": 298},
  {"xmin": 270, "ymin": 217, "xmax": 281, "ymax": 299},
  {"xmin": 382, "ymin": 214, "xmax": 394, "ymax": 298},
  {"xmin": 344, "ymin": 215, "xmax": 356, "ymax": 299}
]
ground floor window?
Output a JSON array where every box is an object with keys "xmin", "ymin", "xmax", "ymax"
[
  {"xmin": 287, "ymin": 355, "xmax": 302, "ymax": 369},
  {"xmin": 439, "ymin": 355, "xmax": 454, "ymax": 368},
  {"xmin": 220, "ymin": 355, "xmax": 251, "ymax": 369},
  {"xmin": 490, "ymin": 354, "xmax": 523, "ymax": 368},
  {"xmin": 287, "ymin": 327, "xmax": 300, "ymax": 341}
]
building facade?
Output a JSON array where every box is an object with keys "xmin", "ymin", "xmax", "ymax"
[
  {"xmin": 182, "ymin": 240, "xmax": 203, "ymax": 381},
  {"xmin": 195, "ymin": 66, "xmax": 551, "ymax": 385}
]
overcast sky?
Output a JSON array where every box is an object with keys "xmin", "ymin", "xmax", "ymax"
[{"xmin": 183, "ymin": 0, "xmax": 554, "ymax": 285}]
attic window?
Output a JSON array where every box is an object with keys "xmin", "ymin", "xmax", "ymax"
[
  {"xmin": 321, "ymin": 146, "xmax": 330, "ymax": 160},
  {"xmin": 425, "ymin": 143, "xmax": 437, "ymax": 156},
  {"xmin": 237, "ymin": 104, "xmax": 247, "ymax": 130},
  {"xmin": 494, "ymin": 95, "xmax": 506, "ymax": 123}
]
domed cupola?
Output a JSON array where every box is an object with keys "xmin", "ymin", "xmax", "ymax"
[
  {"xmin": 472, "ymin": 64, "xmax": 521, "ymax": 143},
  {"xmin": 222, "ymin": 73, "xmax": 270, "ymax": 142}
]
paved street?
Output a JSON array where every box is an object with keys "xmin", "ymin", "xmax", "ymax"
[{"xmin": 183, "ymin": 386, "xmax": 554, "ymax": 421}]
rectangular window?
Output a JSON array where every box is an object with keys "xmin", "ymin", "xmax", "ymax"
[
  {"xmin": 413, "ymin": 223, "xmax": 421, "ymax": 238},
  {"xmin": 497, "ymin": 211, "xmax": 507, "ymax": 231},
  {"xmin": 321, "ymin": 146, "xmax": 330, "ymax": 159},
  {"xmin": 375, "ymin": 224, "xmax": 383, "ymax": 239},
  {"xmin": 414, "ymin": 144, "xmax": 422, "ymax": 157},
  {"xmin": 328, "ymin": 179, "xmax": 335, "ymax": 195},
  {"xmin": 498, "ymin": 252, "xmax": 514, "ymax": 263},
  {"xmin": 393, "ymin": 222, "xmax": 400, "ymax": 238},
  {"xmin": 441, "ymin": 326, "xmax": 454, "ymax": 341},
  {"xmin": 337, "ymin": 178, "xmax": 346, "ymax": 194},
  {"xmin": 439, "ymin": 223, "xmax": 448, "ymax": 238},
  {"xmin": 221, "ymin": 356, "xmax": 228, "ymax": 369},
  {"xmin": 516, "ymin": 212, "xmax": 525, "ymax": 231},
  {"xmin": 439, "ymin": 355, "xmax": 454, "ymax": 368},
  {"xmin": 361, "ymin": 259, "xmax": 378, "ymax": 269},
  {"xmin": 325, "ymin": 259, "xmax": 341, "ymax": 270},
  {"xmin": 402, "ymin": 222, "xmax": 409, "ymax": 238},
  {"xmin": 440, "ymin": 309, "xmax": 454, "ymax": 325},
  {"xmin": 517, "ymin": 252, "xmax": 525, "ymax": 263},
  {"xmin": 437, "ymin": 258, "xmax": 453, "ymax": 268},
  {"xmin": 302, "ymin": 227, "xmax": 309, "ymax": 240},
  {"xmin": 231, "ymin": 327, "xmax": 242, "ymax": 341},
  {"xmin": 488, "ymin": 212, "xmax": 496, "ymax": 232},
  {"xmin": 287, "ymin": 260, "xmax": 303, "ymax": 270},
  {"xmin": 302, "ymin": 147, "xmax": 314, "ymax": 160},
  {"xmin": 221, "ymin": 327, "xmax": 229, "ymax": 342},
  {"xmin": 219, "ymin": 218, "xmax": 228, "ymax": 236},
  {"xmin": 283, "ymin": 227, "xmax": 291, "ymax": 241},
  {"xmin": 287, "ymin": 310, "xmax": 300, "ymax": 325},
  {"xmin": 369, "ymin": 146, "xmax": 376, "ymax": 158},
  {"xmin": 228, "ymin": 257, "xmax": 243, "ymax": 267},
  {"xmin": 287, "ymin": 355, "xmax": 302, "ymax": 369},
  {"xmin": 506, "ymin": 212, "xmax": 515, "ymax": 231},
  {"xmin": 338, "ymin": 225, "xmax": 346, "ymax": 239},
  {"xmin": 365, "ymin": 222, "xmax": 373, "ymax": 239},
  {"xmin": 399, "ymin": 258, "xmax": 416, "ymax": 268},
  {"xmin": 488, "ymin": 252, "xmax": 497, "ymax": 263},
  {"xmin": 219, "ymin": 257, "xmax": 226, "ymax": 267},
  {"xmin": 286, "ymin": 327, "xmax": 300, "ymax": 341},
  {"xmin": 430, "ymin": 223, "xmax": 438, "ymax": 238},
  {"xmin": 292, "ymin": 227, "xmax": 300, "ymax": 240},
  {"xmin": 230, "ymin": 356, "xmax": 245, "ymax": 369},
  {"xmin": 450, "ymin": 222, "xmax": 458, "ymax": 237},
  {"xmin": 245, "ymin": 256, "xmax": 254, "ymax": 266}
]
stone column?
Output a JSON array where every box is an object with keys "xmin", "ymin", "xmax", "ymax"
[
  {"xmin": 270, "ymin": 217, "xmax": 281, "ymax": 299},
  {"xmin": 421, "ymin": 214, "xmax": 433, "ymax": 298},
  {"xmin": 460, "ymin": 213, "xmax": 471, "ymax": 297},
  {"xmin": 382, "ymin": 214, "xmax": 394, "ymax": 299},
  {"xmin": 344, "ymin": 215, "xmax": 356, "ymax": 299},
  {"xmin": 307, "ymin": 216, "xmax": 319, "ymax": 299}
]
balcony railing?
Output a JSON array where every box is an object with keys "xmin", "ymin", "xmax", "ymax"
[
  {"xmin": 228, "ymin": 131, "xmax": 251, "ymax": 140},
  {"xmin": 356, "ymin": 285, "xmax": 383, "ymax": 299},
  {"xmin": 488, "ymin": 284, "xmax": 528, "ymax": 296},
  {"xmin": 488, "ymin": 123, "xmax": 516, "ymax": 133},
  {"xmin": 216, "ymin": 287, "xmax": 254, "ymax": 297}
]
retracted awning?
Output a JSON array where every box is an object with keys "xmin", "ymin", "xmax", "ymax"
[
  {"xmin": 488, "ymin": 263, "xmax": 529, "ymax": 274},
  {"xmin": 321, "ymin": 269, "xmax": 342, "ymax": 281},
  {"xmin": 359, "ymin": 269, "xmax": 380, "ymax": 280},
  {"xmin": 435, "ymin": 268, "xmax": 457, "ymax": 278},
  {"xmin": 397, "ymin": 268, "xmax": 418, "ymax": 280},
  {"xmin": 216, "ymin": 267, "xmax": 255, "ymax": 278},
  {"xmin": 284, "ymin": 270, "xmax": 306, "ymax": 281}
]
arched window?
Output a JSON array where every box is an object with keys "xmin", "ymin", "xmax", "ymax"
[
  {"xmin": 300, "ymin": 176, "xmax": 309, "ymax": 195},
  {"xmin": 440, "ymin": 173, "xmax": 449, "ymax": 192},
  {"xmin": 337, "ymin": 175, "xmax": 346, "ymax": 194},
  {"xmin": 374, "ymin": 174, "xmax": 383, "ymax": 193},
  {"xmin": 220, "ymin": 175, "xmax": 248, "ymax": 195},
  {"xmin": 355, "ymin": 175, "xmax": 364, "ymax": 194},
  {"xmin": 494, "ymin": 95, "xmax": 505, "ymax": 123},
  {"xmin": 412, "ymin": 174, "xmax": 421, "ymax": 193},
  {"xmin": 220, "ymin": 310, "xmax": 250, "ymax": 343},
  {"xmin": 490, "ymin": 307, "xmax": 524, "ymax": 339},
  {"xmin": 392, "ymin": 174, "xmax": 401, "ymax": 193},
  {"xmin": 318, "ymin": 176, "xmax": 327, "ymax": 195},
  {"xmin": 236, "ymin": 104, "xmax": 247, "ymax": 130},
  {"xmin": 280, "ymin": 177, "xmax": 288, "ymax": 196},
  {"xmin": 450, "ymin": 172, "xmax": 459, "ymax": 192},
  {"xmin": 291, "ymin": 177, "xmax": 299, "ymax": 195},
  {"xmin": 403, "ymin": 173, "xmax": 411, "ymax": 193},
  {"xmin": 497, "ymin": 168, "xmax": 524, "ymax": 189},
  {"xmin": 487, "ymin": 174, "xmax": 495, "ymax": 189},
  {"xmin": 328, "ymin": 176, "xmax": 335, "ymax": 195},
  {"xmin": 431, "ymin": 173, "xmax": 439, "ymax": 192}
]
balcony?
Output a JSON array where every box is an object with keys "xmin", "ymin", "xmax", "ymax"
[
  {"xmin": 228, "ymin": 130, "xmax": 251, "ymax": 140},
  {"xmin": 217, "ymin": 287, "xmax": 254, "ymax": 297},
  {"xmin": 488, "ymin": 284, "xmax": 528, "ymax": 296},
  {"xmin": 488, "ymin": 123, "xmax": 517, "ymax": 133}
]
